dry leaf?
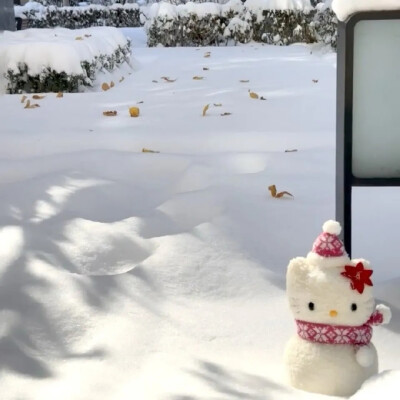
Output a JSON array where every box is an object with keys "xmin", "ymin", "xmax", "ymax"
[
  {"xmin": 161, "ymin": 76, "xmax": 176, "ymax": 83},
  {"xmin": 56, "ymin": 92, "xmax": 63, "ymax": 98},
  {"xmin": 84, "ymin": 34, "xmax": 92, "ymax": 38},
  {"xmin": 220, "ymin": 112, "xmax": 232, "ymax": 116},
  {"xmin": 203, "ymin": 67, "xmax": 209, "ymax": 71},
  {"xmin": 268, "ymin": 185, "xmax": 293, "ymax": 199},
  {"xmin": 285, "ymin": 149, "xmax": 298, "ymax": 153},
  {"xmin": 312, "ymin": 79, "xmax": 319, "ymax": 83},
  {"xmin": 129, "ymin": 107, "xmax": 140, "ymax": 117},
  {"xmin": 32, "ymin": 95, "xmax": 45, "ymax": 100},
  {"xmin": 75, "ymin": 36, "xmax": 83, "ymax": 40},
  {"xmin": 152, "ymin": 80, "xmax": 158, "ymax": 83},
  {"xmin": 142, "ymin": 148, "xmax": 160, "ymax": 153},
  {"xmin": 103, "ymin": 110, "xmax": 117, "ymax": 116},
  {"xmin": 20, "ymin": 95, "xmax": 27, "ymax": 103},
  {"xmin": 202, "ymin": 104, "xmax": 210, "ymax": 117},
  {"xmin": 24, "ymin": 100, "xmax": 40, "ymax": 109},
  {"xmin": 110, "ymin": 81, "xmax": 115, "ymax": 88},
  {"xmin": 249, "ymin": 91, "xmax": 259, "ymax": 99},
  {"xmin": 240, "ymin": 80, "xmax": 249, "ymax": 83},
  {"xmin": 193, "ymin": 76, "xmax": 204, "ymax": 80},
  {"xmin": 137, "ymin": 101, "xmax": 144, "ymax": 104},
  {"xmin": 204, "ymin": 52, "xmax": 211, "ymax": 58},
  {"xmin": 119, "ymin": 77, "xmax": 125, "ymax": 83},
  {"xmin": 213, "ymin": 103, "xmax": 222, "ymax": 107},
  {"xmin": 102, "ymin": 82, "xmax": 110, "ymax": 91}
]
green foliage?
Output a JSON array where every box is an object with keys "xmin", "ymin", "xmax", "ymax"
[{"xmin": 247, "ymin": 9, "xmax": 317, "ymax": 45}]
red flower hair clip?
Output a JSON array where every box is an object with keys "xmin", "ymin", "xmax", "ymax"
[{"xmin": 341, "ymin": 262, "xmax": 373, "ymax": 294}]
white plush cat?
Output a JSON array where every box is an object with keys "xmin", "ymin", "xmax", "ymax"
[{"xmin": 284, "ymin": 220, "xmax": 391, "ymax": 397}]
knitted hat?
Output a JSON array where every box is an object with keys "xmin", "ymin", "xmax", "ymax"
[{"xmin": 306, "ymin": 220, "xmax": 351, "ymax": 267}]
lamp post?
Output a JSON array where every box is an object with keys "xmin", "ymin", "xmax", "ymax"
[
  {"xmin": 336, "ymin": 11, "xmax": 400, "ymax": 256},
  {"xmin": 0, "ymin": 0, "xmax": 16, "ymax": 31}
]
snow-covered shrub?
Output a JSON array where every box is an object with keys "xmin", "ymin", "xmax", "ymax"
[
  {"xmin": 146, "ymin": 0, "xmax": 336, "ymax": 48},
  {"xmin": 22, "ymin": 3, "xmax": 141, "ymax": 28},
  {"xmin": 244, "ymin": 0, "xmax": 317, "ymax": 45},
  {"xmin": 1, "ymin": 27, "xmax": 131, "ymax": 94},
  {"xmin": 224, "ymin": 17, "xmax": 252, "ymax": 44},
  {"xmin": 314, "ymin": 1, "xmax": 337, "ymax": 48},
  {"xmin": 146, "ymin": 2, "xmax": 227, "ymax": 47}
]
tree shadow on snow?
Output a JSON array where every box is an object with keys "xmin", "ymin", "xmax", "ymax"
[
  {"xmin": 0, "ymin": 165, "xmax": 169, "ymax": 379},
  {"xmin": 170, "ymin": 360, "xmax": 288, "ymax": 400}
]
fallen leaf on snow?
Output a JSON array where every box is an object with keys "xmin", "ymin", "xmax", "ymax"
[
  {"xmin": 32, "ymin": 95, "xmax": 45, "ymax": 100},
  {"xmin": 260, "ymin": 96, "xmax": 267, "ymax": 101},
  {"xmin": 110, "ymin": 81, "xmax": 115, "ymax": 88},
  {"xmin": 103, "ymin": 111, "xmax": 117, "ymax": 116},
  {"xmin": 220, "ymin": 112, "xmax": 232, "ymax": 116},
  {"xmin": 142, "ymin": 148, "xmax": 160, "ymax": 153},
  {"xmin": 161, "ymin": 76, "xmax": 176, "ymax": 83},
  {"xmin": 75, "ymin": 36, "xmax": 83, "ymax": 40},
  {"xmin": 129, "ymin": 107, "xmax": 140, "ymax": 117},
  {"xmin": 102, "ymin": 82, "xmax": 110, "ymax": 91},
  {"xmin": 137, "ymin": 101, "xmax": 144, "ymax": 104},
  {"xmin": 268, "ymin": 185, "xmax": 293, "ymax": 199},
  {"xmin": 312, "ymin": 79, "xmax": 319, "ymax": 83},
  {"xmin": 213, "ymin": 103, "xmax": 222, "ymax": 107},
  {"xmin": 152, "ymin": 80, "xmax": 158, "ymax": 83},
  {"xmin": 203, "ymin": 67, "xmax": 209, "ymax": 71},
  {"xmin": 84, "ymin": 34, "xmax": 92, "ymax": 38},
  {"xmin": 119, "ymin": 77, "xmax": 125, "ymax": 83},
  {"xmin": 193, "ymin": 76, "xmax": 204, "ymax": 80},
  {"xmin": 56, "ymin": 91, "xmax": 63, "ymax": 98},
  {"xmin": 285, "ymin": 149, "xmax": 298, "ymax": 153},
  {"xmin": 24, "ymin": 100, "xmax": 40, "ymax": 109},
  {"xmin": 202, "ymin": 104, "xmax": 210, "ymax": 117},
  {"xmin": 240, "ymin": 80, "xmax": 250, "ymax": 83},
  {"xmin": 204, "ymin": 52, "xmax": 211, "ymax": 58},
  {"xmin": 20, "ymin": 95, "xmax": 27, "ymax": 103},
  {"xmin": 249, "ymin": 91, "xmax": 259, "ymax": 99}
]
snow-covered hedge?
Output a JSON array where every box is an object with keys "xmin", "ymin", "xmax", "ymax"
[
  {"xmin": 0, "ymin": 27, "xmax": 131, "ymax": 94},
  {"xmin": 146, "ymin": 0, "xmax": 336, "ymax": 47},
  {"xmin": 314, "ymin": 0, "xmax": 337, "ymax": 48},
  {"xmin": 17, "ymin": 2, "xmax": 141, "ymax": 29}
]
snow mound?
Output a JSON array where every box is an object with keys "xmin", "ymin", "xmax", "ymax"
[{"xmin": 350, "ymin": 370, "xmax": 400, "ymax": 399}]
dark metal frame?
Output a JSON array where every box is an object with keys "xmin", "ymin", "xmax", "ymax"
[{"xmin": 336, "ymin": 11, "xmax": 400, "ymax": 256}]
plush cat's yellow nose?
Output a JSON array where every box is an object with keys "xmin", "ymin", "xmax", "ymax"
[{"xmin": 330, "ymin": 310, "xmax": 338, "ymax": 317}]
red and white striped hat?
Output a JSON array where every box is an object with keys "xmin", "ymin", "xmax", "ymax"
[{"xmin": 306, "ymin": 220, "xmax": 350, "ymax": 267}]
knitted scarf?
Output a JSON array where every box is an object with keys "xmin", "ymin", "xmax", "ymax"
[{"xmin": 295, "ymin": 310, "xmax": 383, "ymax": 346}]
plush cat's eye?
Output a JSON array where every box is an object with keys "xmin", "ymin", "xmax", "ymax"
[
  {"xmin": 308, "ymin": 302, "xmax": 315, "ymax": 311},
  {"xmin": 351, "ymin": 303, "xmax": 357, "ymax": 311}
]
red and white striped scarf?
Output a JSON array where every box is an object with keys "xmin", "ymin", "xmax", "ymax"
[{"xmin": 295, "ymin": 311, "xmax": 383, "ymax": 345}]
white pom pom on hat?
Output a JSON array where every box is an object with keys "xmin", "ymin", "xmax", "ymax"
[
  {"xmin": 322, "ymin": 220, "xmax": 342, "ymax": 236},
  {"xmin": 306, "ymin": 219, "xmax": 351, "ymax": 268}
]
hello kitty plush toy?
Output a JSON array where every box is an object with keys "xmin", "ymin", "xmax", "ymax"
[{"xmin": 284, "ymin": 220, "xmax": 391, "ymax": 397}]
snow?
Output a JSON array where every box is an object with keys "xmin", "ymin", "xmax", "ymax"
[
  {"xmin": 0, "ymin": 27, "xmax": 130, "ymax": 88},
  {"xmin": 245, "ymin": 0, "xmax": 313, "ymax": 12},
  {"xmin": 332, "ymin": 0, "xmax": 400, "ymax": 21},
  {"xmin": 0, "ymin": 26, "xmax": 399, "ymax": 399}
]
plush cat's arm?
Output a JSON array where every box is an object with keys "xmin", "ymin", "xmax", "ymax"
[
  {"xmin": 375, "ymin": 304, "xmax": 392, "ymax": 325},
  {"xmin": 356, "ymin": 345, "xmax": 375, "ymax": 367}
]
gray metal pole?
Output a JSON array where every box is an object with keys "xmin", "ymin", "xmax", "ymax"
[{"xmin": 0, "ymin": 0, "xmax": 16, "ymax": 31}]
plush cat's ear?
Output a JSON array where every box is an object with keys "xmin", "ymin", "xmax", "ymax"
[{"xmin": 287, "ymin": 257, "xmax": 309, "ymax": 287}]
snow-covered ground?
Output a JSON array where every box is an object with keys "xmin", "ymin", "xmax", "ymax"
[{"xmin": 0, "ymin": 28, "xmax": 399, "ymax": 399}]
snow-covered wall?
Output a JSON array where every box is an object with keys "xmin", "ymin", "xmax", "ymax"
[{"xmin": 332, "ymin": 0, "xmax": 400, "ymax": 21}]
